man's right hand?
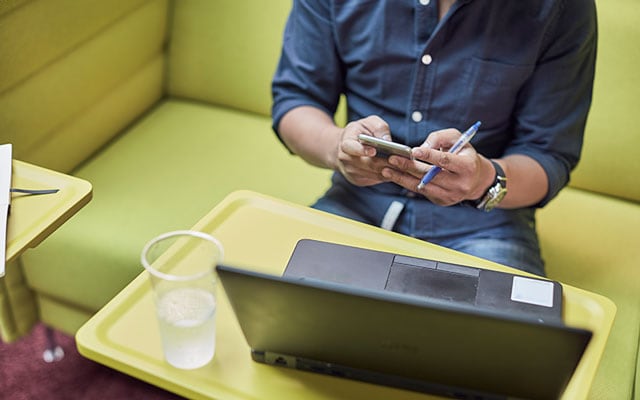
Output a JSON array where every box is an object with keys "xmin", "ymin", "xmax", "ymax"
[
  {"xmin": 334, "ymin": 115, "xmax": 397, "ymax": 187},
  {"xmin": 279, "ymin": 107, "xmax": 403, "ymax": 187}
]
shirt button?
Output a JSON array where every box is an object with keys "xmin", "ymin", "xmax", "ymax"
[
  {"xmin": 411, "ymin": 111, "xmax": 423, "ymax": 122},
  {"xmin": 419, "ymin": 0, "xmax": 430, "ymax": 5},
  {"xmin": 421, "ymin": 54, "xmax": 433, "ymax": 65}
]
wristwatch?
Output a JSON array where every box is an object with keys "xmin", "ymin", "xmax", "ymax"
[{"xmin": 473, "ymin": 160, "xmax": 507, "ymax": 212}]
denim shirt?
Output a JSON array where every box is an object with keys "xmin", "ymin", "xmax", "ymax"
[{"xmin": 271, "ymin": 0, "xmax": 597, "ymax": 243}]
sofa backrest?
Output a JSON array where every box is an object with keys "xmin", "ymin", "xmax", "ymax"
[
  {"xmin": 166, "ymin": 0, "xmax": 292, "ymax": 118},
  {"xmin": 567, "ymin": 0, "xmax": 640, "ymax": 204},
  {"xmin": 0, "ymin": 0, "xmax": 168, "ymax": 173}
]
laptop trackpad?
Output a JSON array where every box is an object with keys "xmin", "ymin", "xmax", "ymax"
[{"xmin": 385, "ymin": 263, "xmax": 478, "ymax": 305}]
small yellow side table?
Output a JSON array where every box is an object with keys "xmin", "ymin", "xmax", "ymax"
[
  {"xmin": 1, "ymin": 159, "xmax": 92, "ymax": 343},
  {"xmin": 6, "ymin": 160, "xmax": 92, "ymax": 263}
]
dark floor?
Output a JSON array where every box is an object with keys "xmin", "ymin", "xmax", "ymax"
[{"xmin": 0, "ymin": 323, "xmax": 183, "ymax": 400}]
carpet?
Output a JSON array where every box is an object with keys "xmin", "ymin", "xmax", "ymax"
[{"xmin": 0, "ymin": 323, "xmax": 184, "ymax": 400}]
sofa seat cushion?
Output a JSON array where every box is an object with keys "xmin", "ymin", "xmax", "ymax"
[
  {"xmin": 537, "ymin": 187, "xmax": 640, "ymax": 399},
  {"xmin": 21, "ymin": 99, "xmax": 331, "ymax": 320}
]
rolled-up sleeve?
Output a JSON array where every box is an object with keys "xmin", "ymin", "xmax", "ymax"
[
  {"xmin": 506, "ymin": 2, "xmax": 597, "ymax": 206},
  {"xmin": 271, "ymin": 0, "xmax": 343, "ymax": 139}
]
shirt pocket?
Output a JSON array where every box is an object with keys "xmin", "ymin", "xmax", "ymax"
[{"xmin": 458, "ymin": 58, "xmax": 533, "ymax": 130}]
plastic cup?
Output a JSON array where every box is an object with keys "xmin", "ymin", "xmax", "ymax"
[{"xmin": 141, "ymin": 230, "xmax": 224, "ymax": 369}]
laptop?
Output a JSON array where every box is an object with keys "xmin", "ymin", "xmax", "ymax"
[{"xmin": 217, "ymin": 240, "xmax": 592, "ymax": 400}]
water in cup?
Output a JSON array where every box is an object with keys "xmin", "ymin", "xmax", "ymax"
[{"xmin": 156, "ymin": 287, "xmax": 217, "ymax": 369}]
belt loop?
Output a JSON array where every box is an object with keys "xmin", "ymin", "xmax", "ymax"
[{"xmin": 380, "ymin": 200, "xmax": 406, "ymax": 231}]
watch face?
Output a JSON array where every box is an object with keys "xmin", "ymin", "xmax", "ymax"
[
  {"xmin": 483, "ymin": 188, "xmax": 507, "ymax": 211},
  {"xmin": 475, "ymin": 168, "xmax": 507, "ymax": 212},
  {"xmin": 482, "ymin": 181, "xmax": 508, "ymax": 211}
]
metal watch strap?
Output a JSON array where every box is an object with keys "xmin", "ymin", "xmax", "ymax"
[{"xmin": 473, "ymin": 160, "xmax": 508, "ymax": 212}]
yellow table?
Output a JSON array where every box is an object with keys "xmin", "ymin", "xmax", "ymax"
[
  {"xmin": 1, "ymin": 159, "xmax": 92, "ymax": 342},
  {"xmin": 6, "ymin": 160, "xmax": 93, "ymax": 263},
  {"xmin": 76, "ymin": 190, "xmax": 615, "ymax": 400}
]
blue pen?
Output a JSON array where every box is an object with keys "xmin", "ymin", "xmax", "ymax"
[{"xmin": 416, "ymin": 121, "xmax": 481, "ymax": 190}]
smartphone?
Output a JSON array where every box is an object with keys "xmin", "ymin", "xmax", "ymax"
[{"xmin": 358, "ymin": 134, "xmax": 413, "ymax": 159}]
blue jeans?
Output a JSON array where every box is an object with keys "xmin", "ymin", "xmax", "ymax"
[
  {"xmin": 312, "ymin": 187, "xmax": 545, "ymax": 276},
  {"xmin": 430, "ymin": 235, "xmax": 545, "ymax": 276}
]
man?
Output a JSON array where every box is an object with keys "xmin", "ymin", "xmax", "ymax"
[{"xmin": 271, "ymin": 0, "xmax": 597, "ymax": 276}]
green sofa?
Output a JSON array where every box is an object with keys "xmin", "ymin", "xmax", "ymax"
[{"xmin": 0, "ymin": 0, "xmax": 638, "ymax": 398}]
